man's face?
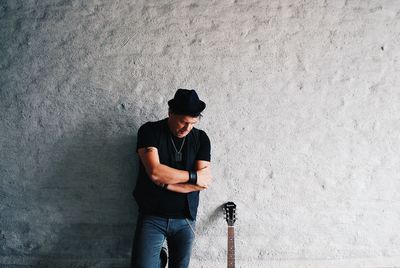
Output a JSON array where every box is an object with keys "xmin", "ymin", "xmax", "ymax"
[{"xmin": 168, "ymin": 112, "xmax": 200, "ymax": 138}]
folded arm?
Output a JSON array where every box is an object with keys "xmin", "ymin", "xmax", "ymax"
[
  {"xmin": 138, "ymin": 147, "xmax": 190, "ymax": 185},
  {"xmin": 137, "ymin": 147, "xmax": 212, "ymax": 193},
  {"xmin": 166, "ymin": 160, "xmax": 211, "ymax": 193}
]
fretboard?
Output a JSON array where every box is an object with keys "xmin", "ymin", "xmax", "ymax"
[{"xmin": 227, "ymin": 226, "xmax": 235, "ymax": 268}]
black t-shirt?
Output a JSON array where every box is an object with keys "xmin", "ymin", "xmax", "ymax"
[
  {"xmin": 136, "ymin": 120, "xmax": 211, "ymax": 161},
  {"xmin": 136, "ymin": 118, "xmax": 211, "ymax": 218}
]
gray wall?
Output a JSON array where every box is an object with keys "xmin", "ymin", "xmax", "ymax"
[{"xmin": 1, "ymin": 0, "xmax": 400, "ymax": 267}]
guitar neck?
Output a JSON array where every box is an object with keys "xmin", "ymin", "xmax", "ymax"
[{"xmin": 227, "ymin": 226, "xmax": 235, "ymax": 268}]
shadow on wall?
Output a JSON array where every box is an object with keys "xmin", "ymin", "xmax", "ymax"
[
  {"xmin": 32, "ymin": 119, "xmax": 140, "ymax": 267},
  {"xmin": 196, "ymin": 204, "xmax": 224, "ymax": 233}
]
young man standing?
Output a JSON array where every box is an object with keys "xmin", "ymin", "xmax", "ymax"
[{"xmin": 131, "ymin": 89, "xmax": 212, "ymax": 268}]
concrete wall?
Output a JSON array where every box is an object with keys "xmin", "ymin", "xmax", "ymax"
[{"xmin": 1, "ymin": 0, "xmax": 400, "ymax": 267}]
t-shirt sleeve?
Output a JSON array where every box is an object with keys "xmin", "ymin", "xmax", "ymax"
[
  {"xmin": 196, "ymin": 130, "xmax": 211, "ymax": 161},
  {"xmin": 136, "ymin": 122, "xmax": 159, "ymax": 152}
]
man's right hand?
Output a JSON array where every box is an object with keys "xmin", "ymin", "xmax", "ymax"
[{"xmin": 196, "ymin": 165, "xmax": 212, "ymax": 187}]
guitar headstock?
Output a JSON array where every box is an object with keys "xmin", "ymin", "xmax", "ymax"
[{"xmin": 223, "ymin": 202, "xmax": 237, "ymax": 226}]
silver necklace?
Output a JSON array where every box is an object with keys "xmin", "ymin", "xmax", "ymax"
[{"xmin": 170, "ymin": 135, "xmax": 185, "ymax": 162}]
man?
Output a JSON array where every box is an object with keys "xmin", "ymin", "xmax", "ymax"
[{"xmin": 131, "ymin": 89, "xmax": 212, "ymax": 268}]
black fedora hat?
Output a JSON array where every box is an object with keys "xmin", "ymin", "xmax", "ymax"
[{"xmin": 168, "ymin": 89, "xmax": 206, "ymax": 116}]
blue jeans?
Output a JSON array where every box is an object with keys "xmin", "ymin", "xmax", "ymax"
[{"xmin": 132, "ymin": 214, "xmax": 196, "ymax": 268}]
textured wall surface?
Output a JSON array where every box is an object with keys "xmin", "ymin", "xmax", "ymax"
[{"xmin": 1, "ymin": 0, "xmax": 400, "ymax": 267}]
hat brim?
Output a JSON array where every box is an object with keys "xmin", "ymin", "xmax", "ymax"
[{"xmin": 168, "ymin": 99, "xmax": 206, "ymax": 116}]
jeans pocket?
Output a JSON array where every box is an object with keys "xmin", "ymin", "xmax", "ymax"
[{"xmin": 185, "ymin": 218, "xmax": 196, "ymax": 236}]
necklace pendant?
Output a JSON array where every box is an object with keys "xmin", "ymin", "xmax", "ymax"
[
  {"xmin": 170, "ymin": 135, "xmax": 185, "ymax": 162},
  {"xmin": 175, "ymin": 152, "xmax": 182, "ymax": 162}
]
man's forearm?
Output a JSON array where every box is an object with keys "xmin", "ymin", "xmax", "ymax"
[
  {"xmin": 166, "ymin": 183, "xmax": 206, "ymax": 193},
  {"xmin": 150, "ymin": 164, "xmax": 189, "ymax": 184},
  {"xmin": 148, "ymin": 160, "xmax": 211, "ymax": 189}
]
